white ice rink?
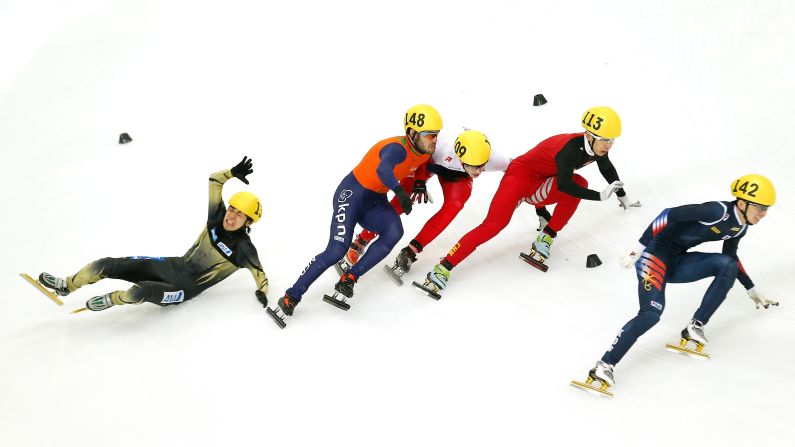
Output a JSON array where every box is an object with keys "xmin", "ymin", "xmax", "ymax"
[{"xmin": 2, "ymin": 1, "xmax": 794, "ymax": 446}]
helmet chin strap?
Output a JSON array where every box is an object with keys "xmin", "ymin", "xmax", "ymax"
[{"xmin": 738, "ymin": 199, "xmax": 753, "ymax": 225}]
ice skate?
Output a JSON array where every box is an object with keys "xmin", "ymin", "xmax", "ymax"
[
  {"xmin": 267, "ymin": 294, "xmax": 298, "ymax": 329},
  {"xmin": 73, "ymin": 294, "xmax": 115, "ymax": 313},
  {"xmin": 334, "ymin": 235, "xmax": 370, "ymax": 276},
  {"xmin": 665, "ymin": 319, "xmax": 711, "ymax": 359},
  {"xmin": 519, "ymin": 233, "xmax": 554, "ymax": 273},
  {"xmin": 383, "ymin": 246, "xmax": 416, "ymax": 286},
  {"xmin": 19, "ymin": 273, "xmax": 64, "ymax": 306},
  {"xmin": 323, "ymin": 273, "xmax": 357, "ymax": 311},
  {"xmin": 411, "ymin": 264, "xmax": 449, "ymax": 300},
  {"xmin": 570, "ymin": 361, "xmax": 615, "ymax": 398}
]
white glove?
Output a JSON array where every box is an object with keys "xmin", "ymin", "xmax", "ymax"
[
  {"xmin": 617, "ymin": 194, "xmax": 641, "ymax": 210},
  {"xmin": 747, "ymin": 287, "xmax": 779, "ymax": 309},
  {"xmin": 600, "ymin": 181, "xmax": 625, "ymax": 201},
  {"xmin": 618, "ymin": 243, "xmax": 646, "ymax": 268}
]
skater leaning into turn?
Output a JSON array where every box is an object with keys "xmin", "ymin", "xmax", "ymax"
[
  {"xmin": 37, "ymin": 157, "xmax": 269, "ymax": 312},
  {"xmin": 267, "ymin": 104, "xmax": 442, "ymax": 327},
  {"xmin": 338, "ymin": 126, "xmax": 511, "ymax": 285},
  {"xmin": 579, "ymin": 174, "xmax": 778, "ymax": 394},
  {"xmin": 417, "ymin": 106, "xmax": 640, "ymax": 297}
]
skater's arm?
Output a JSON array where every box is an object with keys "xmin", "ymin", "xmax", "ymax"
[
  {"xmin": 375, "ymin": 143, "xmax": 408, "ymax": 191},
  {"xmin": 485, "ymin": 149, "xmax": 512, "ymax": 172},
  {"xmin": 596, "ymin": 156, "xmax": 627, "ymax": 198},
  {"xmin": 722, "ymin": 237, "xmax": 754, "ymax": 290},
  {"xmin": 555, "ymin": 147, "xmax": 601, "ymax": 201},
  {"xmin": 638, "ymin": 202, "xmax": 727, "ymax": 245},
  {"xmin": 239, "ymin": 244, "xmax": 270, "ymax": 296},
  {"xmin": 209, "ymin": 169, "xmax": 235, "ymax": 211},
  {"xmin": 427, "ymin": 163, "xmax": 469, "ymax": 181}
]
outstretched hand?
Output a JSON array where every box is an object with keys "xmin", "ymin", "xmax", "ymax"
[
  {"xmin": 747, "ymin": 287, "xmax": 779, "ymax": 309},
  {"xmin": 617, "ymin": 194, "xmax": 641, "ymax": 210},
  {"xmin": 255, "ymin": 290, "xmax": 268, "ymax": 308},
  {"xmin": 600, "ymin": 181, "xmax": 625, "ymax": 201},
  {"xmin": 231, "ymin": 156, "xmax": 254, "ymax": 184}
]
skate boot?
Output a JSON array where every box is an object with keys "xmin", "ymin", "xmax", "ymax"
[
  {"xmin": 86, "ymin": 294, "xmax": 115, "ymax": 311},
  {"xmin": 335, "ymin": 235, "xmax": 371, "ymax": 275},
  {"xmin": 666, "ymin": 319, "xmax": 710, "ymax": 359},
  {"xmin": 324, "ymin": 273, "xmax": 357, "ymax": 311},
  {"xmin": 520, "ymin": 232, "xmax": 554, "ymax": 273},
  {"xmin": 267, "ymin": 294, "xmax": 299, "ymax": 329},
  {"xmin": 412, "ymin": 263, "xmax": 450, "ymax": 300},
  {"xmin": 571, "ymin": 360, "xmax": 615, "ymax": 398},
  {"xmin": 383, "ymin": 246, "xmax": 417, "ymax": 286},
  {"xmin": 38, "ymin": 272, "xmax": 71, "ymax": 296}
]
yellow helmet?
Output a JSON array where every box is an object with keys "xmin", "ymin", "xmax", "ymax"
[
  {"xmin": 454, "ymin": 130, "xmax": 492, "ymax": 166},
  {"xmin": 229, "ymin": 191, "xmax": 263, "ymax": 222},
  {"xmin": 404, "ymin": 104, "xmax": 443, "ymax": 133},
  {"xmin": 731, "ymin": 174, "xmax": 775, "ymax": 206},
  {"xmin": 581, "ymin": 106, "xmax": 622, "ymax": 139}
]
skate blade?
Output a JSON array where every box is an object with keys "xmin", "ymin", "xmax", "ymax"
[
  {"xmin": 70, "ymin": 307, "xmax": 88, "ymax": 314},
  {"xmin": 266, "ymin": 307, "xmax": 287, "ymax": 329},
  {"xmin": 323, "ymin": 292, "xmax": 351, "ymax": 311},
  {"xmin": 665, "ymin": 340, "xmax": 710, "ymax": 360},
  {"xmin": 383, "ymin": 264, "xmax": 404, "ymax": 286},
  {"xmin": 519, "ymin": 252, "xmax": 548, "ymax": 273},
  {"xmin": 570, "ymin": 379, "xmax": 613, "ymax": 398},
  {"xmin": 20, "ymin": 273, "xmax": 64, "ymax": 306},
  {"xmin": 411, "ymin": 281, "xmax": 441, "ymax": 300}
]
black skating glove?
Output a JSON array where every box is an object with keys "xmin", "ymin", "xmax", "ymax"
[
  {"xmin": 410, "ymin": 179, "xmax": 429, "ymax": 204},
  {"xmin": 231, "ymin": 156, "xmax": 254, "ymax": 184},
  {"xmin": 255, "ymin": 290, "xmax": 268, "ymax": 308},
  {"xmin": 393, "ymin": 185, "xmax": 413, "ymax": 215}
]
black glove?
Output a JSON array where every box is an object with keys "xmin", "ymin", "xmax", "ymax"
[
  {"xmin": 409, "ymin": 179, "xmax": 429, "ymax": 204},
  {"xmin": 231, "ymin": 156, "xmax": 254, "ymax": 184},
  {"xmin": 393, "ymin": 185, "xmax": 412, "ymax": 215},
  {"xmin": 255, "ymin": 290, "xmax": 268, "ymax": 308}
]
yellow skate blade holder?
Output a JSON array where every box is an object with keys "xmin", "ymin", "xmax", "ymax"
[
  {"xmin": 20, "ymin": 273, "xmax": 64, "ymax": 306},
  {"xmin": 570, "ymin": 377, "xmax": 613, "ymax": 398},
  {"xmin": 70, "ymin": 307, "xmax": 89, "ymax": 314},
  {"xmin": 665, "ymin": 338, "xmax": 710, "ymax": 360}
]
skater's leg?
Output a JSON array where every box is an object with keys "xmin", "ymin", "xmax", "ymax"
[
  {"xmin": 601, "ymin": 252, "xmax": 670, "ymax": 366},
  {"xmin": 413, "ymin": 177, "xmax": 473, "ymax": 249},
  {"xmin": 286, "ymin": 175, "xmax": 366, "ymax": 301},
  {"xmin": 444, "ymin": 174, "xmax": 533, "ymax": 267},
  {"xmin": 67, "ymin": 256, "xmax": 172, "ymax": 291},
  {"xmin": 534, "ymin": 174, "xmax": 587, "ymax": 233},
  {"xmin": 668, "ymin": 252, "xmax": 740, "ymax": 325},
  {"xmin": 349, "ymin": 200, "xmax": 403, "ymax": 278}
]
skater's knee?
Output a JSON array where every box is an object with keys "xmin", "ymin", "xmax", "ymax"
[
  {"xmin": 716, "ymin": 256, "xmax": 739, "ymax": 277},
  {"xmin": 379, "ymin": 223, "xmax": 404, "ymax": 245},
  {"xmin": 91, "ymin": 257, "xmax": 116, "ymax": 275},
  {"xmin": 635, "ymin": 309, "xmax": 661, "ymax": 333},
  {"xmin": 572, "ymin": 174, "xmax": 588, "ymax": 188}
]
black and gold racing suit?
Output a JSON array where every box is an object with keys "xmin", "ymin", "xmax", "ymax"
[{"xmin": 64, "ymin": 169, "xmax": 268, "ymax": 306}]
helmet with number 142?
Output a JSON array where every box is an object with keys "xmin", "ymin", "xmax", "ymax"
[
  {"xmin": 730, "ymin": 174, "xmax": 776, "ymax": 206},
  {"xmin": 581, "ymin": 106, "xmax": 622, "ymax": 139},
  {"xmin": 454, "ymin": 130, "xmax": 492, "ymax": 166},
  {"xmin": 404, "ymin": 104, "xmax": 443, "ymax": 134},
  {"xmin": 229, "ymin": 191, "xmax": 263, "ymax": 222}
]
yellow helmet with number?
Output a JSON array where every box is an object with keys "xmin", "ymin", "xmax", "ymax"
[
  {"xmin": 581, "ymin": 106, "xmax": 622, "ymax": 139},
  {"xmin": 454, "ymin": 130, "xmax": 492, "ymax": 166},
  {"xmin": 229, "ymin": 191, "xmax": 263, "ymax": 222},
  {"xmin": 730, "ymin": 174, "xmax": 775, "ymax": 206},
  {"xmin": 404, "ymin": 104, "xmax": 443, "ymax": 133}
]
